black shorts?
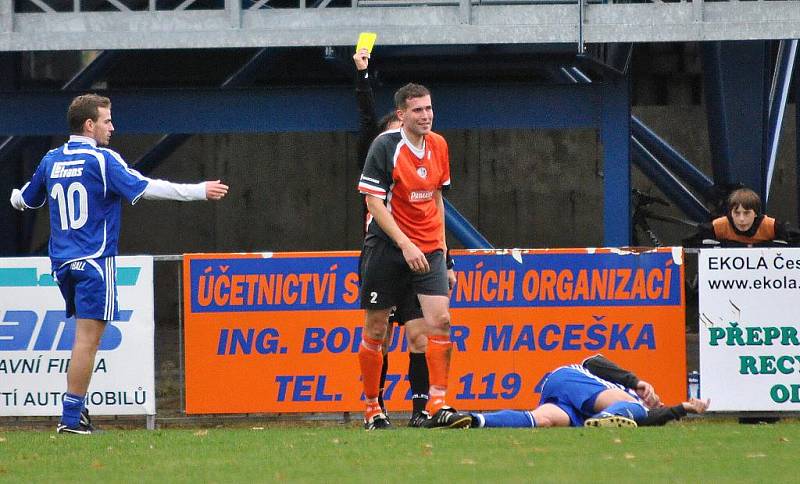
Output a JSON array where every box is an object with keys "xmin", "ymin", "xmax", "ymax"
[{"xmin": 359, "ymin": 236, "xmax": 449, "ymax": 324}]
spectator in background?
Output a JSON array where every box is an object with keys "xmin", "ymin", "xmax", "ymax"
[{"xmin": 685, "ymin": 188, "xmax": 798, "ymax": 247}]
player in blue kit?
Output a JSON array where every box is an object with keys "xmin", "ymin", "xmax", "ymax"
[
  {"xmin": 10, "ymin": 94, "xmax": 228, "ymax": 435},
  {"xmin": 469, "ymin": 354, "xmax": 709, "ymax": 429}
]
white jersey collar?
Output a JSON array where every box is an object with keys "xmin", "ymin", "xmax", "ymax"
[
  {"xmin": 400, "ymin": 128, "xmax": 426, "ymax": 159},
  {"xmin": 69, "ymin": 135, "xmax": 97, "ymax": 147}
]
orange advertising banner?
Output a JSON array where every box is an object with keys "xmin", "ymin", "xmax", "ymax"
[{"xmin": 183, "ymin": 248, "xmax": 686, "ymax": 414}]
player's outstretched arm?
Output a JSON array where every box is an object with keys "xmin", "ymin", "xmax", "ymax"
[
  {"xmin": 205, "ymin": 180, "xmax": 229, "ymax": 200},
  {"xmin": 10, "ymin": 185, "xmax": 45, "ymax": 211},
  {"xmin": 10, "ymin": 188, "xmax": 27, "ymax": 211},
  {"xmin": 141, "ymin": 179, "xmax": 228, "ymax": 202},
  {"xmin": 639, "ymin": 398, "xmax": 710, "ymax": 426},
  {"xmin": 10, "ymin": 165, "xmax": 47, "ymax": 211},
  {"xmin": 682, "ymin": 398, "xmax": 710, "ymax": 414}
]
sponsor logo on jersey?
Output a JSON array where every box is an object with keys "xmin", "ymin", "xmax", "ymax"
[
  {"xmin": 50, "ymin": 161, "xmax": 85, "ymax": 179},
  {"xmin": 416, "ymin": 167, "xmax": 428, "ymax": 179},
  {"xmin": 409, "ymin": 190, "xmax": 434, "ymax": 202}
]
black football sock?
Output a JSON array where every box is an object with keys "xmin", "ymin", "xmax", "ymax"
[
  {"xmin": 378, "ymin": 353, "xmax": 389, "ymax": 411},
  {"xmin": 409, "ymin": 352, "xmax": 430, "ymax": 414}
]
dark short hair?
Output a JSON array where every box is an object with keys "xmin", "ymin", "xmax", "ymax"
[
  {"xmin": 68, "ymin": 94, "xmax": 111, "ymax": 134},
  {"xmin": 394, "ymin": 83, "xmax": 430, "ymax": 110},
  {"xmin": 728, "ymin": 188, "xmax": 762, "ymax": 215},
  {"xmin": 378, "ymin": 110, "xmax": 399, "ymax": 131}
]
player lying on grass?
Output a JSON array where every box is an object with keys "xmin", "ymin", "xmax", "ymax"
[{"xmin": 468, "ymin": 354, "xmax": 710, "ymax": 428}]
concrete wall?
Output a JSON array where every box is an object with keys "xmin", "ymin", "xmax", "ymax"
[{"xmin": 119, "ymin": 128, "xmax": 605, "ymax": 253}]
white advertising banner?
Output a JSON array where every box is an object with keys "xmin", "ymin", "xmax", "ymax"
[
  {"xmin": 699, "ymin": 248, "xmax": 800, "ymax": 411},
  {"xmin": 0, "ymin": 256, "xmax": 155, "ymax": 416}
]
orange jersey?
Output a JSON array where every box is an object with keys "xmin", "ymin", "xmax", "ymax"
[
  {"xmin": 357, "ymin": 128, "xmax": 451, "ymax": 253},
  {"xmin": 712, "ymin": 215, "xmax": 776, "ymax": 245}
]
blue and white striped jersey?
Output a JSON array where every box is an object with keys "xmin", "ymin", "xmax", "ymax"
[{"xmin": 19, "ymin": 135, "xmax": 149, "ymax": 269}]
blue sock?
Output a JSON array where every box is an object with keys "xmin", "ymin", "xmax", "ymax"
[
  {"xmin": 61, "ymin": 393, "xmax": 84, "ymax": 427},
  {"xmin": 599, "ymin": 401, "xmax": 647, "ymax": 422},
  {"xmin": 475, "ymin": 410, "xmax": 536, "ymax": 428}
]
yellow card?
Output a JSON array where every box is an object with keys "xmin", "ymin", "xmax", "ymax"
[{"xmin": 356, "ymin": 32, "xmax": 377, "ymax": 54}]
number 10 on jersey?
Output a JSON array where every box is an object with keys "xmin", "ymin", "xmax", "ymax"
[{"xmin": 50, "ymin": 182, "xmax": 88, "ymax": 230}]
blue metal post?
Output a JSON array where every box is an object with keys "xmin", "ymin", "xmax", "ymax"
[
  {"xmin": 572, "ymin": 65, "xmax": 710, "ymax": 223},
  {"xmin": 631, "ymin": 116, "xmax": 715, "ymax": 201},
  {"xmin": 796, "ymin": 60, "xmax": 800, "ymax": 225},
  {"xmin": 568, "ymin": 66, "xmax": 632, "ymax": 245},
  {"xmin": 701, "ymin": 42, "xmax": 732, "ymax": 185},
  {"xmin": 444, "ymin": 198, "xmax": 493, "ymax": 249},
  {"xmin": 701, "ymin": 41, "xmax": 769, "ymax": 196},
  {"xmin": 631, "ymin": 136, "xmax": 710, "ymax": 222},
  {"xmin": 601, "ymin": 75, "xmax": 631, "ymax": 246},
  {"xmin": 764, "ymin": 39, "xmax": 797, "ymax": 207}
]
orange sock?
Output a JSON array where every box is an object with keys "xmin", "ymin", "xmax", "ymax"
[
  {"xmin": 364, "ymin": 401, "xmax": 382, "ymax": 421},
  {"xmin": 358, "ymin": 336, "xmax": 384, "ymax": 408},
  {"xmin": 427, "ymin": 397, "xmax": 445, "ymax": 415},
  {"xmin": 425, "ymin": 335, "xmax": 453, "ymax": 414}
]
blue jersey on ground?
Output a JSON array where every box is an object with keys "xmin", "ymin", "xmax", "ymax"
[
  {"xmin": 539, "ymin": 364, "xmax": 642, "ymax": 426},
  {"xmin": 19, "ymin": 136, "xmax": 149, "ymax": 270}
]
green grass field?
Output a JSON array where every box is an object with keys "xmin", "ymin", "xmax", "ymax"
[{"xmin": 1, "ymin": 420, "xmax": 798, "ymax": 483}]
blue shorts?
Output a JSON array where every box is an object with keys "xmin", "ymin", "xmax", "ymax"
[
  {"xmin": 53, "ymin": 257, "xmax": 119, "ymax": 321},
  {"xmin": 538, "ymin": 366, "xmax": 618, "ymax": 427}
]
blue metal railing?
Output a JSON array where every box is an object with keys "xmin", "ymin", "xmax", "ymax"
[{"xmin": 444, "ymin": 199, "xmax": 493, "ymax": 249}]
